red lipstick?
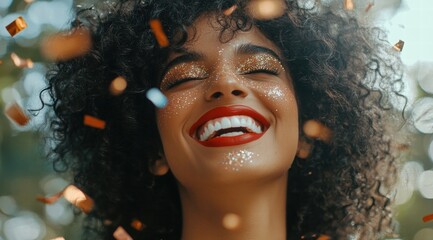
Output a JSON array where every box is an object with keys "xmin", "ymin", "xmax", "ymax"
[{"xmin": 190, "ymin": 105, "xmax": 270, "ymax": 147}]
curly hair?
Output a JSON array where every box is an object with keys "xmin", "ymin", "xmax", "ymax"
[{"xmin": 42, "ymin": 0, "xmax": 405, "ymax": 239}]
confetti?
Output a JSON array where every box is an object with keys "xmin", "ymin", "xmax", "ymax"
[
  {"xmin": 10, "ymin": 52, "xmax": 34, "ymax": 68},
  {"xmin": 303, "ymin": 120, "xmax": 332, "ymax": 143},
  {"xmin": 109, "ymin": 76, "xmax": 128, "ymax": 96},
  {"xmin": 146, "ymin": 88, "xmax": 168, "ymax": 108},
  {"xmin": 393, "ymin": 40, "xmax": 405, "ymax": 52},
  {"xmin": 50, "ymin": 238, "xmax": 65, "ymax": 240},
  {"xmin": 41, "ymin": 28, "xmax": 92, "ymax": 61},
  {"xmin": 223, "ymin": 5, "xmax": 237, "ymax": 16},
  {"xmin": 131, "ymin": 219, "xmax": 145, "ymax": 231},
  {"xmin": 248, "ymin": 0, "xmax": 285, "ymax": 20},
  {"xmin": 344, "ymin": 0, "xmax": 354, "ymax": 10},
  {"xmin": 84, "ymin": 115, "xmax": 106, "ymax": 129},
  {"xmin": 113, "ymin": 226, "xmax": 133, "ymax": 240},
  {"xmin": 318, "ymin": 235, "xmax": 331, "ymax": 240},
  {"xmin": 37, "ymin": 185, "xmax": 94, "ymax": 214},
  {"xmin": 297, "ymin": 140, "xmax": 312, "ymax": 159},
  {"xmin": 222, "ymin": 213, "xmax": 241, "ymax": 230},
  {"xmin": 5, "ymin": 16, "xmax": 27, "ymax": 37},
  {"xmin": 149, "ymin": 19, "xmax": 169, "ymax": 47},
  {"xmin": 24, "ymin": 0, "xmax": 35, "ymax": 3},
  {"xmin": 365, "ymin": 2, "xmax": 374, "ymax": 12},
  {"xmin": 4, "ymin": 102, "xmax": 30, "ymax": 126},
  {"xmin": 423, "ymin": 214, "xmax": 433, "ymax": 222}
]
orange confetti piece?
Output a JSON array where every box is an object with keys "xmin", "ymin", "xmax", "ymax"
[
  {"xmin": 113, "ymin": 226, "xmax": 133, "ymax": 240},
  {"xmin": 393, "ymin": 40, "xmax": 405, "ymax": 52},
  {"xmin": 5, "ymin": 16, "xmax": 27, "ymax": 37},
  {"xmin": 303, "ymin": 120, "xmax": 332, "ymax": 143},
  {"xmin": 84, "ymin": 115, "xmax": 106, "ymax": 129},
  {"xmin": 41, "ymin": 28, "xmax": 92, "ymax": 61},
  {"xmin": 297, "ymin": 140, "xmax": 312, "ymax": 159},
  {"xmin": 318, "ymin": 235, "xmax": 331, "ymax": 240},
  {"xmin": 149, "ymin": 19, "xmax": 169, "ymax": 47},
  {"xmin": 4, "ymin": 102, "xmax": 30, "ymax": 126},
  {"xmin": 37, "ymin": 185, "xmax": 94, "ymax": 214},
  {"xmin": 10, "ymin": 52, "xmax": 33, "ymax": 68},
  {"xmin": 222, "ymin": 213, "xmax": 241, "ymax": 230},
  {"xmin": 223, "ymin": 5, "xmax": 237, "ymax": 16},
  {"xmin": 344, "ymin": 0, "xmax": 354, "ymax": 10},
  {"xmin": 131, "ymin": 219, "xmax": 145, "ymax": 231},
  {"xmin": 365, "ymin": 2, "xmax": 374, "ymax": 12},
  {"xmin": 109, "ymin": 76, "xmax": 128, "ymax": 96},
  {"xmin": 423, "ymin": 213, "xmax": 433, "ymax": 222}
]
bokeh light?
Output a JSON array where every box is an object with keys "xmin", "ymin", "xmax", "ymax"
[
  {"xmin": 418, "ymin": 170, "xmax": 433, "ymax": 199},
  {"xmin": 413, "ymin": 228, "xmax": 433, "ymax": 240},
  {"xmin": 0, "ymin": 196, "xmax": 18, "ymax": 216},
  {"xmin": 3, "ymin": 211, "xmax": 46, "ymax": 240},
  {"xmin": 395, "ymin": 161, "xmax": 423, "ymax": 205},
  {"xmin": 411, "ymin": 97, "xmax": 433, "ymax": 134},
  {"xmin": 429, "ymin": 139, "xmax": 433, "ymax": 163}
]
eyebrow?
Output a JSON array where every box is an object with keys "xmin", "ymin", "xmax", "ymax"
[{"xmin": 236, "ymin": 43, "xmax": 284, "ymax": 63}]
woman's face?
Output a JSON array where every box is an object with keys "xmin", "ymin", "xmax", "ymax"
[{"xmin": 156, "ymin": 15, "xmax": 298, "ymax": 188}]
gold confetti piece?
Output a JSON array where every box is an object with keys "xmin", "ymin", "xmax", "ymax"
[
  {"xmin": 365, "ymin": 2, "xmax": 374, "ymax": 12},
  {"xmin": 113, "ymin": 226, "xmax": 133, "ymax": 240},
  {"xmin": 5, "ymin": 16, "xmax": 27, "ymax": 37},
  {"xmin": 393, "ymin": 40, "xmax": 405, "ymax": 52},
  {"xmin": 318, "ymin": 235, "xmax": 331, "ymax": 240},
  {"xmin": 149, "ymin": 19, "xmax": 169, "ymax": 47},
  {"xmin": 24, "ymin": 0, "xmax": 35, "ymax": 3},
  {"xmin": 303, "ymin": 120, "xmax": 332, "ymax": 143},
  {"xmin": 131, "ymin": 219, "xmax": 146, "ymax": 231},
  {"xmin": 10, "ymin": 52, "xmax": 34, "ymax": 68},
  {"xmin": 248, "ymin": 0, "xmax": 285, "ymax": 20},
  {"xmin": 222, "ymin": 213, "xmax": 241, "ymax": 230},
  {"xmin": 4, "ymin": 102, "xmax": 30, "ymax": 126},
  {"xmin": 50, "ymin": 237, "xmax": 65, "ymax": 240},
  {"xmin": 0, "ymin": 60, "xmax": 3, "ymax": 64},
  {"xmin": 344, "ymin": 0, "xmax": 354, "ymax": 10},
  {"xmin": 84, "ymin": 115, "xmax": 106, "ymax": 129},
  {"xmin": 297, "ymin": 140, "xmax": 312, "ymax": 159},
  {"xmin": 223, "ymin": 5, "xmax": 237, "ymax": 16},
  {"xmin": 41, "ymin": 28, "xmax": 92, "ymax": 61},
  {"xmin": 109, "ymin": 76, "xmax": 128, "ymax": 96},
  {"xmin": 38, "ymin": 185, "xmax": 94, "ymax": 213}
]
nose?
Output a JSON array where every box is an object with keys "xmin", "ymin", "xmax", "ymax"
[{"xmin": 204, "ymin": 74, "xmax": 248, "ymax": 101}]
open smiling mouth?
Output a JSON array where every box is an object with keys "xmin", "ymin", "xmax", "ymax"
[{"xmin": 189, "ymin": 105, "xmax": 270, "ymax": 147}]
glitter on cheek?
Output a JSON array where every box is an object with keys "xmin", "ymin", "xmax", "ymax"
[
  {"xmin": 222, "ymin": 150, "xmax": 258, "ymax": 171},
  {"xmin": 157, "ymin": 88, "xmax": 199, "ymax": 120}
]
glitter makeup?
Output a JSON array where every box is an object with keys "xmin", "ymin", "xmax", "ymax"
[
  {"xmin": 222, "ymin": 150, "xmax": 258, "ymax": 171},
  {"xmin": 160, "ymin": 63, "xmax": 208, "ymax": 90}
]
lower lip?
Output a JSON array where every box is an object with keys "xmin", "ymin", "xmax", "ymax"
[{"xmin": 197, "ymin": 132, "xmax": 265, "ymax": 147}]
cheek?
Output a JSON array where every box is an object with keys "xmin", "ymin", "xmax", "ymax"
[
  {"xmin": 243, "ymin": 79, "xmax": 297, "ymax": 114},
  {"xmin": 157, "ymin": 88, "xmax": 200, "ymax": 123}
]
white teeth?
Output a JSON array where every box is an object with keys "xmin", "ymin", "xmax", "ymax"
[
  {"xmin": 231, "ymin": 117, "xmax": 241, "ymax": 128},
  {"xmin": 219, "ymin": 131, "xmax": 244, "ymax": 137},
  {"xmin": 198, "ymin": 115, "xmax": 265, "ymax": 141},
  {"xmin": 221, "ymin": 117, "xmax": 231, "ymax": 129}
]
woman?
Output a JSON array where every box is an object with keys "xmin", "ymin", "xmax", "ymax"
[{"xmin": 43, "ymin": 0, "xmax": 404, "ymax": 239}]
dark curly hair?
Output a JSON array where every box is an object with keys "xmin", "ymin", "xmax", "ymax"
[{"xmin": 41, "ymin": 0, "xmax": 405, "ymax": 239}]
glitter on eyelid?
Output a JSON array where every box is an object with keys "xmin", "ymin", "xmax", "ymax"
[
  {"xmin": 223, "ymin": 150, "xmax": 257, "ymax": 171},
  {"xmin": 161, "ymin": 64, "xmax": 208, "ymax": 90},
  {"xmin": 236, "ymin": 54, "xmax": 284, "ymax": 74}
]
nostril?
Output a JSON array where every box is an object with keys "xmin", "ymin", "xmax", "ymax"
[
  {"xmin": 211, "ymin": 92, "xmax": 223, "ymax": 99},
  {"xmin": 232, "ymin": 90, "xmax": 243, "ymax": 96}
]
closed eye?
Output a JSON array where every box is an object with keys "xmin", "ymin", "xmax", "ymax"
[{"xmin": 243, "ymin": 68, "xmax": 280, "ymax": 75}]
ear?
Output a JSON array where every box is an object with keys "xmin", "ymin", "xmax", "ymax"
[{"xmin": 149, "ymin": 154, "xmax": 170, "ymax": 176}]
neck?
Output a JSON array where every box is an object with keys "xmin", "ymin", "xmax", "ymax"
[{"xmin": 179, "ymin": 173, "xmax": 288, "ymax": 240}]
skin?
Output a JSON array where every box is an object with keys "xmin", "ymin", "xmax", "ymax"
[{"xmin": 156, "ymin": 14, "xmax": 299, "ymax": 240}]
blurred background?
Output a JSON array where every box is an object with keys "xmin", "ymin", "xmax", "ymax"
[{"xmin": 0, "ymin": 0, "xmax": 432, "ymax": 239}]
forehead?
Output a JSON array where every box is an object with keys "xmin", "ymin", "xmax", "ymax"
[{"xmin": 176, "ymin": 14, "xmax": 283, "ymax": 57}]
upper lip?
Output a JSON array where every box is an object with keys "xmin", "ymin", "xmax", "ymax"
[{"xmin": 189, "ymin": 105, "xmax": 270, "ymax": 140}]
